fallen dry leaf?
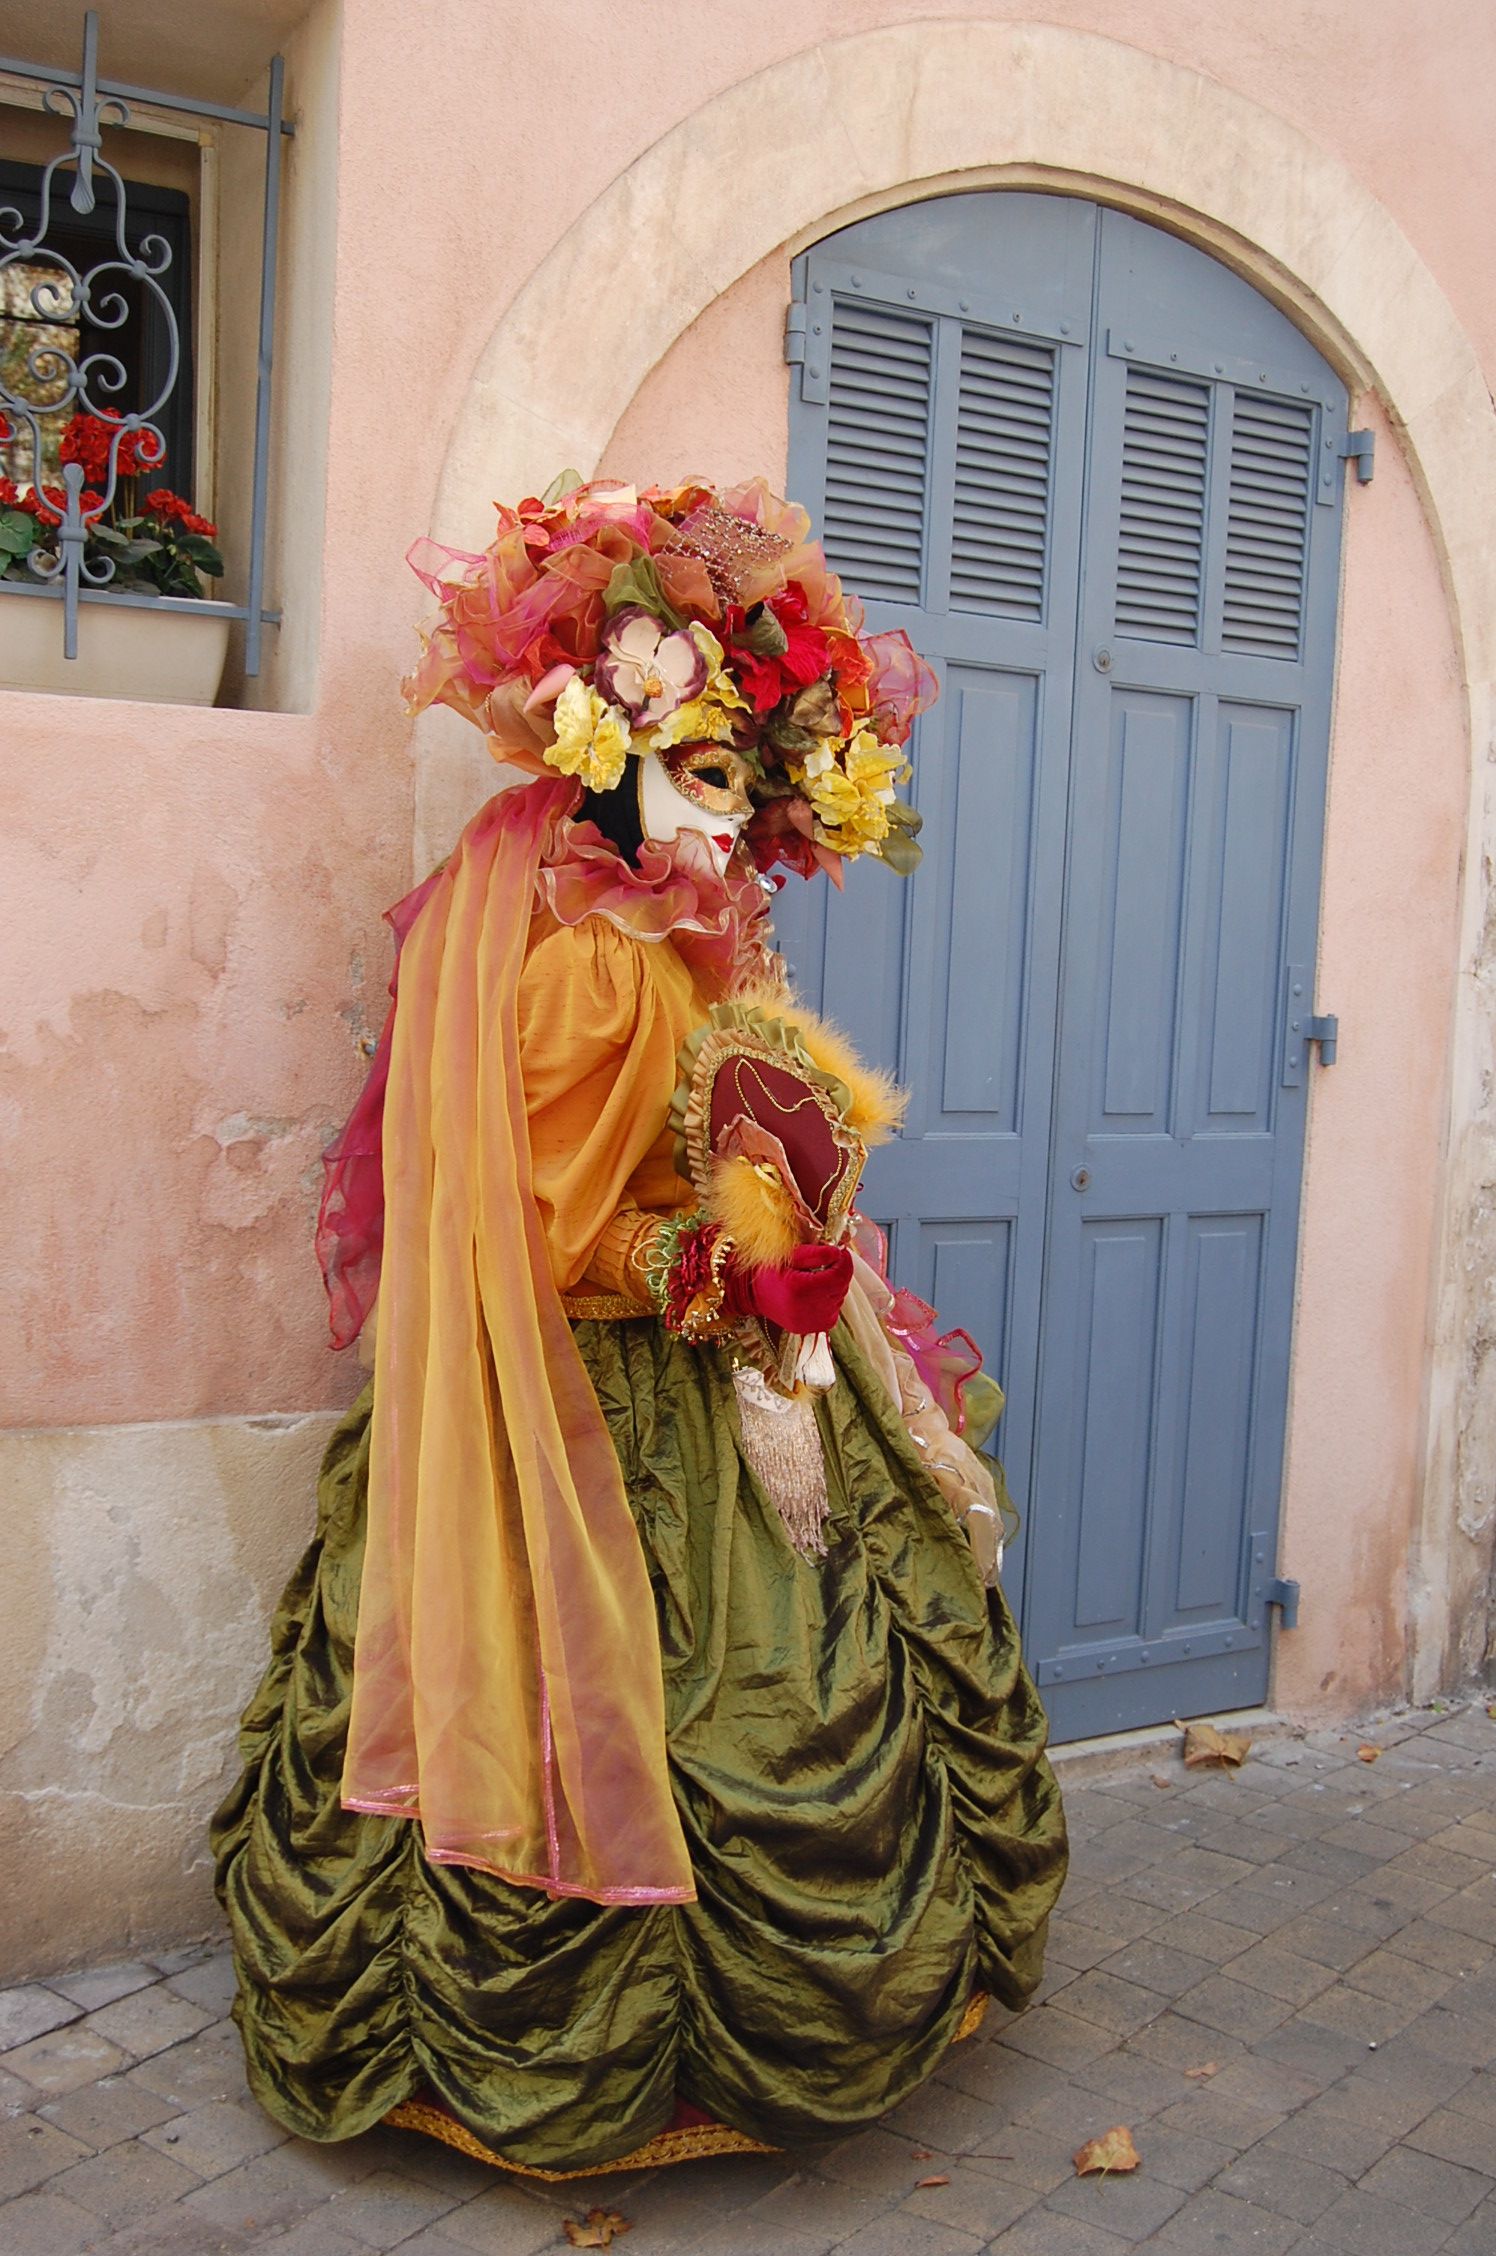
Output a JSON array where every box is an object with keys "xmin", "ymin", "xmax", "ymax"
[
  {"xmin": 1176, "ymin": 1718, "xmax": 1253, "ymax": 1771},
  {"xmin": 1357, "ymin": 1744, "xmax": 1381, "ymax": 1763},
  {"xmin": 1073, "ymin": 2125, "xmax": 1140, "ymax": 2177},
  {"xmin": 563, "ymin": 2211, "xmax": 631, "ymax": 2250},
  {"xmin": 1184, "ymin": 2061, "xmax": 1220, "ymax": 2080},
  {"xmin": 911, "ymin": 2148, "xmax": 933, "ymax": 2161},
  {"xmin": 1151, "ymin": 1773, "xmax": 1173, "ymax": 1790},
  {"xmin": 915, "ymin": 2175, "xmax": 950, "ymax": 2188}
]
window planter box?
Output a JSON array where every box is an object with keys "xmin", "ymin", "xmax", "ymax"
[{"xmin": 0, "ymin": 588, "xmax": 231, "ymax": 706}]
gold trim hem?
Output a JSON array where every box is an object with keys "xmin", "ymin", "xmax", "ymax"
[
  {"xmin": 382, "ymin": 2099, "xmax": 777, "ymax": 2179},
  {"xmin": 382, "ymin": 1992, "xmax": 988, "ymax": 2179}
]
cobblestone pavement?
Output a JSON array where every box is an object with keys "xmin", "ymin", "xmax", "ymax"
[{"xmin": 2, "ymin": 1702, "xmax": 1494, "ymax": 2255}]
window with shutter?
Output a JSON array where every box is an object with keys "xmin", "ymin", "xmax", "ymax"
[
  {"xmin": 820, "ymin": 300, "xmax": 933, "ymax": 603},
  {"xmin": 1114, "ymin": 368, "xmax": 1210, "ymax": 645},
  {"xmin": 1222, "ymin": 394, "xmax": 1315, "ymax": 659},
  {"xmin": 949, "ymin": 329, "xmax": 1056, "ymax": 620}
]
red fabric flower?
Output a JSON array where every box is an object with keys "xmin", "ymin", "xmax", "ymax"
[{"xmin": 724, "ymin": 582, "xmax": 832, "ymax": 715}]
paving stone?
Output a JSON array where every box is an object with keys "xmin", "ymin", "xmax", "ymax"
[
  {"xmin": 1219, "ymin": 1941, "xmax": 1339, "ymax": 2007},
  {"xmin": 0, "ymin": 2185, "xmax": 107, "ymax": 2253},
  {"xmin": 992, "ymin": 2006, "xmax": 1120, "ymax": 2071},
  {"xmin": 1041, "ymin": 2164, "xmax": 1189, "ymax": 2241},
  {"xmin": 39, "ymin": 2075, "xmax": 182, "ymax": 2152},
  {"xmin": 415, "ymin": 2179, "xmax": 570, "ymax": 2254},
  {"xmin": 0, "ymin": 2115, "xmax": 94, "ymax": 2201},
  {"xmin": 1403, "ymin": 2103, "xmax": 1496, "ymax": 2175},
  {"xmin": 1345, "ymin": 1943, "xmax": 1459, "ymax": 2010},
  {"xmin": 1048, "ymin": 1920, "xmax": 1148, "ymax": 1974},
  {"xmin": 48, "ymin": 1963, "xmax": 160, "ymax": 2014},
  {"xmin": 1151, "ymin": 2085, "xmax": 1285, "ymax": 2153},
  {"xmin": 1441, "ymin": 2192, "xmax": 1496, "ymax": 2256},
  {"xmin": 938, "ymin": 2040, "xmax": 1068, "ymax": 2114},
  {"xmin": 1446, "ymin": 2066, "xmax": 1496, "ymax": 2123},
  {"xmin": 984, "ymin": 2212, "xmax": 1134, "ymax": 2256},
  {"xmin": 1074, "ymin": 2046, "xmax": 1196, "ymax": 2120},
  {"xmin": 125, "ymin": 2020, "xmax": 254, "ymax": 2108},
  {"xmin": 250, "ymin": 2218, "xmax": 370, "ymax": 2256},
  {"xmin": 1115, "ymin": 2124, "xmax": 1235, "ymax": 2193},
  {"xmin": 1397, "ymin": 2000, "xmax": 1496, "ymax": 2068},
  {"xmin": 1155, "ymin": 1910, "xmax": 1266, "ymax": 1965},
  {"xmin": 1213, "ymin": 2143, "xmax": 1350, "ymax": 2223},
  {"xmin": 164, "ymin": 1952, "xmax": 240, "ymax": 2018},
  {"xmin": 144, "ymin": 1943, "xmax": 218, "ymax": 1977},
  {"xmin": 314, "ymin": 2165, "xmax": 460, "ymax": 2248},
  {"xmin": 1123, "ymin": 2010, "xmax": 1250, "ymax": 2076},
  {"xmin": 1045, "ymin": 1971, "xmax": 1166, "ymax": 2038},
  {"xmin": 1306, "ymin": 2184, "xmax": 1456, "ymax": 2255},
  {"xmin": 883, "ymin": 2079, "xmax": 1010, "ymax": 2154},
  {"xmin": 896, "ymin": 2160, "xmax": 1038, "ymax": 2240},
  {"xmin": 1095, "ymin": 1941, "xmax": 1218, "ymax": 1999},
  {"xmin": 962, "ymin": 2128, "xmax": 1077, "ymax": 2193},
  {"xmin": 84, "ymin": 1987, "xmax": 214, "ymax": 2062},
  {"xmin": 1275, "ymin": 1915, "xmax": 1381, "ymax": 1972},
  {"xmin": 142, "ymin": 2098, "xmax": 288, "ymax": 2179},
  {"xmin": 82, "ymin": 2209, "xmax": 255, "ymax": 2254},
  {"xmin": 1172, "ymin": 1974, "xmax": 1296, "ymax": 2043},
  {"xmin": 1264, "ymin": 2107, "xmax": 1403, "ymax": 2181},
  {"xmin": 1358, "ymin": 2142, "xmax": 1491, "ymax": 2223},
  {"xmin": 0, "ymin": 1989, "xmax": 82, "ymax": 2054},
  {"xmin": 3, "ymin": 2022, "xmax": 130, "ymax": 2096},
  {"xmin": 1153, "ymin": 2184, "xmax": 1301, "ymax": 2253},
  {"xmin": 180, "ymin": 2140, "xmax": 387, "ymax": 2237},
  {"xmin": 1293, "ymin": 1981, "xmax": 1422, "ymax": 2045},
  {"xmin": 46, "ymin": 2137, "xmax": 200, "ymax": 2225},
  {"xmin": 1248, "ymin": 2014, "xmax": 1372, "ymax": 2088}
]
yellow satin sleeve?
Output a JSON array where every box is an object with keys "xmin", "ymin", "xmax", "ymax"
[{"xmin": 517, "ymin": 910, "xmax": 701, "ymax": 1294}]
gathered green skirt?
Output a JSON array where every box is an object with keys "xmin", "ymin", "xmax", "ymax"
[{"xmin": 212, "ymin": 1320, "xmax": 1067, "ymax": 2172}]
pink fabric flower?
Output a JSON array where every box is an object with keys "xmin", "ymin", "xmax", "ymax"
[{"xmin": 594, "ymin": 605, "xmax": 706, "ymax": 725}]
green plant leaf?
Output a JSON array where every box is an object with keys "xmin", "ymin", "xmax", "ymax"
[{"xmin": 0, "ymin": 511, "xmax": 38, "ymax": 557}]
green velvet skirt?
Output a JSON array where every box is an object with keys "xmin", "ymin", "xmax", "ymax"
[{"xmin": 211, "ymin": 1320, "xmax": 1067, "ymax": 2172}]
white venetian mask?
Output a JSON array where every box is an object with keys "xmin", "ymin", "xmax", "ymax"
[{"xmin": 638, "ymin": 744, "xmax": 754, "ymax": 876}]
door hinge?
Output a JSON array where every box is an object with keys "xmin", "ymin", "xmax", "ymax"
[
  {"xmin": 1338, "ymin": 428, "xmax": 1375, "ymax": 483},
  {"xmin": 1282, "ymin": 968, "xmax": 1340, "ymax": 1085},
  {"xmin": 784, "ymin": 300, "xmax": 828, "ymax": 403},
  {"xmin": 1265, "ymin": 1577, "xmax": 1301, "ymax": 1631}
]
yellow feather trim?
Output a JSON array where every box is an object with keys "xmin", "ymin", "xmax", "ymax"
[
  {"xmin": 709, "ymin": 1154, "xmax": 801, "ymax": 1270},
  {"xmin": 735, "ymin": 986, "xmax": 906, "ymax": 1148}
]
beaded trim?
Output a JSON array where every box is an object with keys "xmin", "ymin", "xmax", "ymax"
[{"xmin": 561, "ymin": 1293, "xmax": 650, "ymax": 1321}]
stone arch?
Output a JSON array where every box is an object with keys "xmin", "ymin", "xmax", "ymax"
[{"xmin": 422, "ymin": 20, "xmax": 1496, "ymax": 1703}]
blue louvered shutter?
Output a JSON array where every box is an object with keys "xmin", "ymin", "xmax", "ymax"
[{"xmin": 821, "ymin": 303, "xmax": 933, "ymax": 602}]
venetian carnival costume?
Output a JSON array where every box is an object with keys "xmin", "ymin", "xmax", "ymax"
[{"xmin": 212, "ymin": 476, "xmax": 1067, "ymax": 2177}]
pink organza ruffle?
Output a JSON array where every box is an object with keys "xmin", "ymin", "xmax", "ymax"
[{"xmin": 850, "ymin": 1213, "xmax": 984, "ymax": 1435}]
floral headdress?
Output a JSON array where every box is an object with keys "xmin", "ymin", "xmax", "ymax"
[{"xmin": 402, "ymin": 474, "xmax": 938, "ymax": 882}]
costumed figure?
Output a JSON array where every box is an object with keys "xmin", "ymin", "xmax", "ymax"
[{"xmin": 213, "ymin": 474, "xmax": 1067, "ymax": 2177}]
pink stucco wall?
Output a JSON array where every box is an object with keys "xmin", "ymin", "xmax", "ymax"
[{"xmin": 3, "ymin": 0, "xmax": 1489, "ymax": 1720}]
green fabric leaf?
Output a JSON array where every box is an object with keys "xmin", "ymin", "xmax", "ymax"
[
  {"xmin": 741, "ymin": 601, "xmax": 789, "ymax": 658},
  {"xmin": 602, "ymin": 555, "xmax": 683, "ymax": 626},
  {"xmin": 878, "ymin": 826, "xmax": 923, "ymax": 876}
]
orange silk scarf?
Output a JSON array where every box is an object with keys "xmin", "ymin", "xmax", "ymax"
[{"xmin": 342, "ymin": 778, "xmax": 694, "ymax": 1902}]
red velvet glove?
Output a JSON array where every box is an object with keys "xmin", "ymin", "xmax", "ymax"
[{"xmin": 723, "ymin": 1242, "xmax": 854, "ymax": 1334}]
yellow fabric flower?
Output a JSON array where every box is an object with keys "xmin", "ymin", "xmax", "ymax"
[
  {"xmin": 790, "ymin": 729, "xmax": 909, "ymax": 857},
  {"xmin": 547, "ymin": 675, "xmax": 634, "ymax": 792},
  {"xmin": 640, "ymin": 625, "xmax": 750, "ymax": 752}
]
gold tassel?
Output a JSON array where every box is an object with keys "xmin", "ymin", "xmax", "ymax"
[{"xmin": 732, "ymin": 1367, "xmax": 830, "ymax": 1557}]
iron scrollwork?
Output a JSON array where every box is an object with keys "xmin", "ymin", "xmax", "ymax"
[{"xmin": 0, "ymin": 10, "xmax": 179, "ymax": 657}]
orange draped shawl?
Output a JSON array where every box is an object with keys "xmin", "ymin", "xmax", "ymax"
[{"xmin": 342, "ymin": 780, "xmax": 768, "ymax": 1902}]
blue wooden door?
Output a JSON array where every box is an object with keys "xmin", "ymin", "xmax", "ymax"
[{"xmin": 782, "ymin": 194, "xmax": 1348, "ymax": 1739}]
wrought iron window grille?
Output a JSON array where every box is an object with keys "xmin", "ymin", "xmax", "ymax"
[{"xmin": 0, "ymin": 8, "xmax": 291, "ymax": 673}]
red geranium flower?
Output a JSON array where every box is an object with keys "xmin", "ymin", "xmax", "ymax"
[
  {"xmin": 724, "ymin": 582, "xmax": 832, "ymax": 715},
  {"xmin": 60, "ymin": 411, "xmax": 165, "ymax": 484}
]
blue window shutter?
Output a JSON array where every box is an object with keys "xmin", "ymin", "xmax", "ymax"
[
  {"xmin": 1222, "ymin": 394, "xmax": 1315, "ymax": 658},
  {"xmin": 950, "ymin": 330, "xmax": 1057, "ymax": 620},
  {"xmin": 820, "ymin": 300, "xmax": 934, "ymax": 604},
  {"xmin": 1114, "ymin": 368, "xmax": 1211, "ymax": 645}
]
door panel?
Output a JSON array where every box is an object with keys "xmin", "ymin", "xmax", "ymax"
[{"xmin": 784, "ymin": 193, "xmax": 1347, "ymax": 1737}]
